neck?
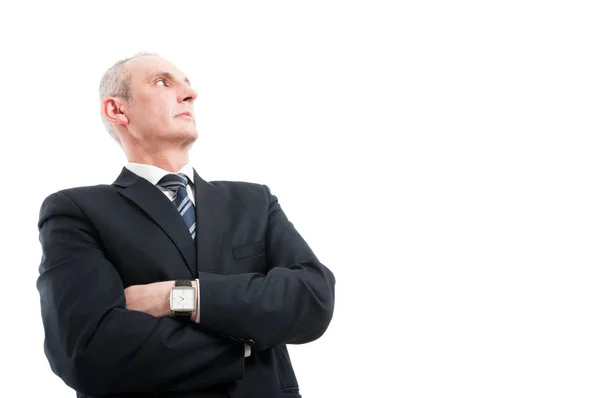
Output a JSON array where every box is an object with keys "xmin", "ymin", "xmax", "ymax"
[
  {"xmin": 126, "ymin": 148, "xmax": 190, "ymax": 172},
  {"xmin": 117, "ymin": 129, "xmax": 196, "ymax": 172}
]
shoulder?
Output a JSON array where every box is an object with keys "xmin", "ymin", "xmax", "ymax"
[
  {"xmin": 206, "ymin": 179, "xmax": 279, "ymax": 209},
  {"xmin": 41, "ymin": 184, "xmax": 117, "ymax": 204},
  {"xmin": 38, "ymin": 184, "xmax": 116, "ymax": 221},
  {"xmin": 208, "ymin": 179, "xmax": 272, "ymax": 197}
]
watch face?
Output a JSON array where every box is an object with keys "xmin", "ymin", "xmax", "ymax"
[{"xmin": 170, "ymin": 287, "xmax": 195, "ymax": 311}]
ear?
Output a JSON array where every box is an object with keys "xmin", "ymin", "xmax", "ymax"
[{"xmin": 102, "ymin": 97, "xmax": 129, "ymax": 127}]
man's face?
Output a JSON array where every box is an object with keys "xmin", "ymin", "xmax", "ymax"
[{"xmin": 123, "ymin": 56, "xmax": 198, "ymax": 146}]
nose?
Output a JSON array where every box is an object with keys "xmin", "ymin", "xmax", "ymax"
[{"xmin": 181, "ymin": 85, "xmax": 198, "ymax": 103}]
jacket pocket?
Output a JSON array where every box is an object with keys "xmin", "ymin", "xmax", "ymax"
[
  {"xmin": 280, "ymin": 387, "xmax": 301, "ymax": 396},
  {"xmin": 274, "ymin": 345, "xmax": 299, "ymax": 392},
  {"xmin": 232, "ymin": 240, "xmax": 265, "ymax": 260}
]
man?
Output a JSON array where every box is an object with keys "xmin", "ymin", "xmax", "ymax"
[{"xmin": 36, "ymin": 52, "xmax": 336, "ymax": 398}]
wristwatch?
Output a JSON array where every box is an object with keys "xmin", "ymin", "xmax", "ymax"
[{"xmin": 170, "ymin": 280, "xmax": 196, "ymax": 319}]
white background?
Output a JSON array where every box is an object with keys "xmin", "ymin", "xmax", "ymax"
[{"xmin": 1, "ymin": 1, "xmax": 599, "ymax": 397}]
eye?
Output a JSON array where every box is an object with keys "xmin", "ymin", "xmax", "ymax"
[{"xmin": 155, "ymin": 78, "xmax": 168, "ymax": 87}]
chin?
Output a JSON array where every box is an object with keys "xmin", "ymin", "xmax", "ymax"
[{"xmin": 171, "ymin": 129, "xmax": 198, "ymax": 146}]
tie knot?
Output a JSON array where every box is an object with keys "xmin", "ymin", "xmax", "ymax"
[{"xmin": 157, "ymin": 173, "xmax": 189, "ymax": 192}]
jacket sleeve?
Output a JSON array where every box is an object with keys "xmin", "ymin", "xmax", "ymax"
[
  {"xmin": 197, "ymin": 185, "xmax": 336, "ymax": 351},
  {"xmin": 36, "ymin": 191, "xmax": 245, "ymax": 396}
]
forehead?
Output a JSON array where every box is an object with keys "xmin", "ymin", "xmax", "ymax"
[{"xmin": 125, "ymin": 56, "xmax": 188, "ymax": 82}]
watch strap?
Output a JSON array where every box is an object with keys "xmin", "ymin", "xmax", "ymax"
[{"xmin": 173, "ymin": 312, "xmax": 192, "ymax": 319}]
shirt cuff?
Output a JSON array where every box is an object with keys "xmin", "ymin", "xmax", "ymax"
[
  {"xmin": 195, "ymin": 278, "xmax": 200, "ymax": 324},
  {"xmin": 244, "ymin": 344, "xmax": 251, "ymax": 357}
]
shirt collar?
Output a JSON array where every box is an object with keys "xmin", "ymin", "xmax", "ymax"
[{"xmin": 125, "ymin": 162, "xmax": 195, "ymax": 186}]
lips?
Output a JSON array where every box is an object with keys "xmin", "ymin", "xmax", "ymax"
[{"xmin": 176, "ymin": 111, "xmax": 192, "ymax": 118}]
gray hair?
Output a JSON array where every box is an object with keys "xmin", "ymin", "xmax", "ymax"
[{"xmin": 98, "ymin": 51, "xmax": 159, "ymax": 144}]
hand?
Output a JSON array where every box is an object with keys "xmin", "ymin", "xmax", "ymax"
[{"xmin": 124, "ymin": 281, "xmax": 174, "ymax": 318}]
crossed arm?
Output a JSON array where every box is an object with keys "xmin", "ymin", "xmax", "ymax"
[{"xmin": 37, "ymin": 187, "xmax": 335, "ymax": 396}]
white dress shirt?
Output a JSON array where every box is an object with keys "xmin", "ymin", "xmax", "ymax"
[{"xmin": 125, "ymin": 162, "xmax": 251, "ymax": 357}]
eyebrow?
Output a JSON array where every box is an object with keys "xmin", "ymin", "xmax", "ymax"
[{"xmin": 148, "ymin": 71, "xmax": 191, "ymax": 86}]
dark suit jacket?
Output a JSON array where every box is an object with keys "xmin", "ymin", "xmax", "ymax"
[{"xmin": 36, "ymin": 167, "xmax": 336, "ymax": 398}]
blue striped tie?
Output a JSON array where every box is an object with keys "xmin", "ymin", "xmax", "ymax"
[{"xmin": 157, "ymin": 173, "xmax": 196, "ymax": 240}]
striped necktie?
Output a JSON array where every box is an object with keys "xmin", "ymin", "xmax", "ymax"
[{"xmin": 157, "ymin": 173, "xmax": 196, "ymax": 240}]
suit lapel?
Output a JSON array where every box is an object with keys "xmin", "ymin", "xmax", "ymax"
[
  {"xmin": 113, "ymin": 167, "xmax": 196, "ymax": 276},
  {"xmin": 193, "ymin": 169, "xmax": 228, "ymax": 273}
]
